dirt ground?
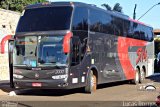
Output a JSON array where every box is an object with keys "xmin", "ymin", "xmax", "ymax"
[{"xmin": 0, "ymin": 75, "xmax": 159, "ymax": 107}]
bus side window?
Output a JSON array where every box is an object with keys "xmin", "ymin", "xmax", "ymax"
[
  {"xmin": 81, "ymin": 38, "xmax": 88, "ymax": 59},
  {"xmin": 146, "ymin": 27, "xmax": 154, "ymax": 41},
  {"xmin": 71, "ymin": 37, "xmax": 81, "ymax": 66},
  {"xmin": 133, "ymin": 22, "xmax": 140, "ymax": 39},
  {"xmin": 123, "ymin": 20, "xmax": 130, "ymax": 37}
]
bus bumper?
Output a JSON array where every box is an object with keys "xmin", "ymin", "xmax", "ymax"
[{"xmin": 13, "ymin": 79, "xmax": 70, "ymax": 89}]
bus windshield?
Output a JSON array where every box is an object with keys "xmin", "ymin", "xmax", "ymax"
[
  {"xmin": 13, "ymin": 36, "xmax": 68, "ymax": 67},
  {"xmin": 16, "ymin": 6, "xmax": 73, "ymax": 32},
  {"xmin": 38, "ymin": 36, "xmax": 67, "ymax": 66},
  {"xmin": 14, "ymin": 36, "xmax": 37, "ymax": 67}
]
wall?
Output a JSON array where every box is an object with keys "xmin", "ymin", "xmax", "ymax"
[{"xmin": 0, "ymin": 8, "xmax": 20, "ymax": 80}]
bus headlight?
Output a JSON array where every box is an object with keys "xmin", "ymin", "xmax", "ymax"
[
  {"xmin": 13, "ymin": 74, "xmax": 24, "ymax": 79},
  {"xmin": 52, "ymin": 75, "xmax": 68, "ymax": 79}
]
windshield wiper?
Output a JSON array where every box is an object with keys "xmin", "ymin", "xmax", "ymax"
[
  {"xmin": 38, "ymin": 59, "xmax": 45, "ymax": 64},
  {"xmin": 14, "ymin": 64, "xmax": 27, "ymax": 67}
]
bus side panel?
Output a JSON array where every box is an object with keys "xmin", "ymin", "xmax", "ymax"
[
  {"xmin": 117, "ymin": 37, "xmax": 148, "ymax": 80},
  {"xmin": 87, "ymin": 33, "xmax": 153, "ymax": 84},
  {"xmin": 146, "ymin": 41, "xmax": 154, "ymax": 76},
  {"xmin": 89, "ymin": 32, "xmax": 126, "ymax": 84},
  {"xmin": 68, "ymin": 54, "xmax": 91, "ymax": 89}
]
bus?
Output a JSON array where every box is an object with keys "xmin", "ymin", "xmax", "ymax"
[{"xmin": 7, "ymin": 2, "xmax": 154, "ymax": 93}]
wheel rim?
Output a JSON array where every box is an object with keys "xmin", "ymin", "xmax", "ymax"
[
  {"xmin": 91, "ymin": 75, "xmax": 97, "ymax": 92},
  {"xmin": 141, "ymin": 70, "xmax": 145, "ymax": 81},
  {"xmin": 135, "ymin": 71, "xmax": 139, "ymax": 82}
]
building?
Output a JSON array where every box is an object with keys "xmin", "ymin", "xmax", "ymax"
[
  {"xmin": 154, "ymin": 29, "xmax": 160, "ymax": 35},
  {"xmin": 154, "ymin": 29, "xmax": 160, "ymax": 72}
]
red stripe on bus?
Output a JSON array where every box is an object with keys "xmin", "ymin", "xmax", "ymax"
[
  {"xmin": 117, "ymin": 37, "xmax": 147, "ymax": 79},
  {"xmin": 129, "ymin": 18, "xmax": 146, "ymax": 26}
]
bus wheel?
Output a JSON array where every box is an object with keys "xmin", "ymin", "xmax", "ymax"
[
  {"xmin": 131, "ymin": 68, "xmax": 140, "ymax": 85},
  {"xmin": 85, "ymin": 70, "xmax": 97, "ymax": 93},
  {"xmin": 140, "ymin": 68, "xmax": 145, "ymax": 83}
]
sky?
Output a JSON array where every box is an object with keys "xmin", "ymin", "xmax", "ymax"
[{"xmin": 50, "ymin": 0, "xmax": 160, "ymax": 29}]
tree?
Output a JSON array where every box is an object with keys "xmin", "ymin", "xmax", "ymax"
[
  {"xmin": 0, "ymin": 0, "xmax": 48, "ymax": 12},
  {"xmin": 102, "ymin": 3, "xmax": 123, "ymax": 13},
  {"xmin": 101, "ymin": 4, "xmax": 111, "ymax": 11},
  {"xmin": 113, "ymin": 3, "xmax": 122, "ymax": 13}
]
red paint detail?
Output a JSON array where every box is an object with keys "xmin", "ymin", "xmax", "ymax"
[
  {"xmin": 136, "ymin": 48, "xmax": 147, "ymax": 64},
  {"xmin": 118, "ymin": 37, "xmax": 147, "ymax": 80},
  {"xmin": 1, "ymin": 35, "xmax": 12, "ymax": 54},
  {"xmin": 129, "ymin": 18, "xmax": 146, "ymax": 26},
  {"xmin": 14, "ymin": 69, "xmax": 22, "ymax": 74},
  {"xmin": 63, "ymin": 32, "xmax": 72, "ymax": 53}
]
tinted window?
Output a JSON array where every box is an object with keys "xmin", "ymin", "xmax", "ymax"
[
  {"xmin": 130, "ymin": 22, "xmax": 153, "ymax": 41},
  {"xmin": 16, "ymin": 6, "xmax": 73, "ymax": 32},
  {"xmin": 14, "ymin": 36, "xmax": 37, "ymax": 65},
  {"xmin": 71, "ymin": 37, "xmax": 81, "ymax": 66},
  {"xmin": 123, "ymin": 20, "xmax": 130, "ymax": 37},
  {"xmin": 38, "ymin": 36, "xmax": 67, "ymax": 65},
  {"xmin": 133, "ymin": 22, "xmax": 140, "ymax": 39},
  {"xmin": 113, "ymin": 17, "xmax": 123, "ymax": 36},
  {"xmin": 72, "ymin": 7, "xmax": 88, "ymax": 31},
  {"xmin": 88, "ymin": 8, "xmax": 154, "ymax": 41},
  {"xmin": 139, "ymin": 25, "xmax": 146, "ymax": 40},
  {"xmin": 90, "ymin": 9, "xmax": 114, "ymax": 34},
  {"xmin": 146, "ymin": 27, "xmax": 154, "ymax": 41},
  {"xmin": 90, "ymin": 9, "xmax": 102, "ymax": 32},
  {"xmin": 102, "ymin": 14, "xmax": 114, "ymax": 34}
]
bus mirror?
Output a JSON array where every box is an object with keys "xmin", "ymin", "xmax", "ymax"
[
  {"xmin": 1, "ymin": 35, "xmax": 12, "ymax": 54},
  {"xmin": 8, "ymin": 40, "xmax": 14, "ymax": 53},
  {"xmin": 63, "ymin": 32, "xmax": 72, "ymax": 53}
]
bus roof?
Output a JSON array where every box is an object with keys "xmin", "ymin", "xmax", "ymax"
[
  {"xmin": 25, "ymin": 2, "xmax": 128, "ymax": 18},
  {"xmin": 25, "ymin": 2, "xmax": 152, "ymax": 28},
  {"xmin": 25, "ymin": 2, "xmax": 92, "ymax": 9}
]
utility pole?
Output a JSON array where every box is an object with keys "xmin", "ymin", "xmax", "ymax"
[{"xmin": 133, "ymin": 4, "xmax": 137, "ymax": 19}]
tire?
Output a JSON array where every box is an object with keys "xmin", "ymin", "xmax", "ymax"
[
  {"xmin": 10, "ymin": 76, "xmax": 14, "ymax": 88},
  {"xmin": 131, "ymin": 68, "xmax": 140, "ymax": 85},
  {"xmin": 139, "ymin": 68, "xmax": 145, "ymax": 83},
  {"xmin": 10, "ymin": 82, "xmax": 15, "ymax": 88},
  {"xmin": 85, "ymin": 70, "xmax": 97, "ymax": 93}
]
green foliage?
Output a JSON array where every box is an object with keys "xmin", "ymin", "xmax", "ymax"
[
  {"xmin": 101, "ymin": 4, "xmax": 111, "ymax": 11},
  {"xmin": 102, "ymin": 3, "xmax": 123, "ymax": 13},
  {"xmin": 113, "ymin": 3, "xmax": 122, "ymax": 13},
  {"xmin": 0, "ymin": 0, "xmax": 48, "ymax": 12}
]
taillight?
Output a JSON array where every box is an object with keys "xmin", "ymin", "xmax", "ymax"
[{"xmin": 63, "ymin": 32, "xmax": 72, "ymax": 53}]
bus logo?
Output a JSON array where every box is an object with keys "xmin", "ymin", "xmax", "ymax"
[
  {"xmin": 35, "ymin": 73, "xmax": 39, "ymax": 79},
  {"xmin": 136, "ymin": 47, "xmax": 147, "ymax": 65}
]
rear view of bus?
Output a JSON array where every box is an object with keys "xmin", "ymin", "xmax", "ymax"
[{"xmin": 13, "ymin": 2, "xmax": 75, "ymax": 89}]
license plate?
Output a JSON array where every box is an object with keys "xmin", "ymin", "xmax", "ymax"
[{"xmin": 32, "ymin": 83, "xmax": 42, "ymax": 87}]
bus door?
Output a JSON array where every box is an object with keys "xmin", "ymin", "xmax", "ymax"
[
  {"xmin": 8, "ymin": 39, "xmax": 14, "ymax": 88},
  {"xmin": 69, "ymin": 36, "xmax": 82, "ymax": 85}
]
